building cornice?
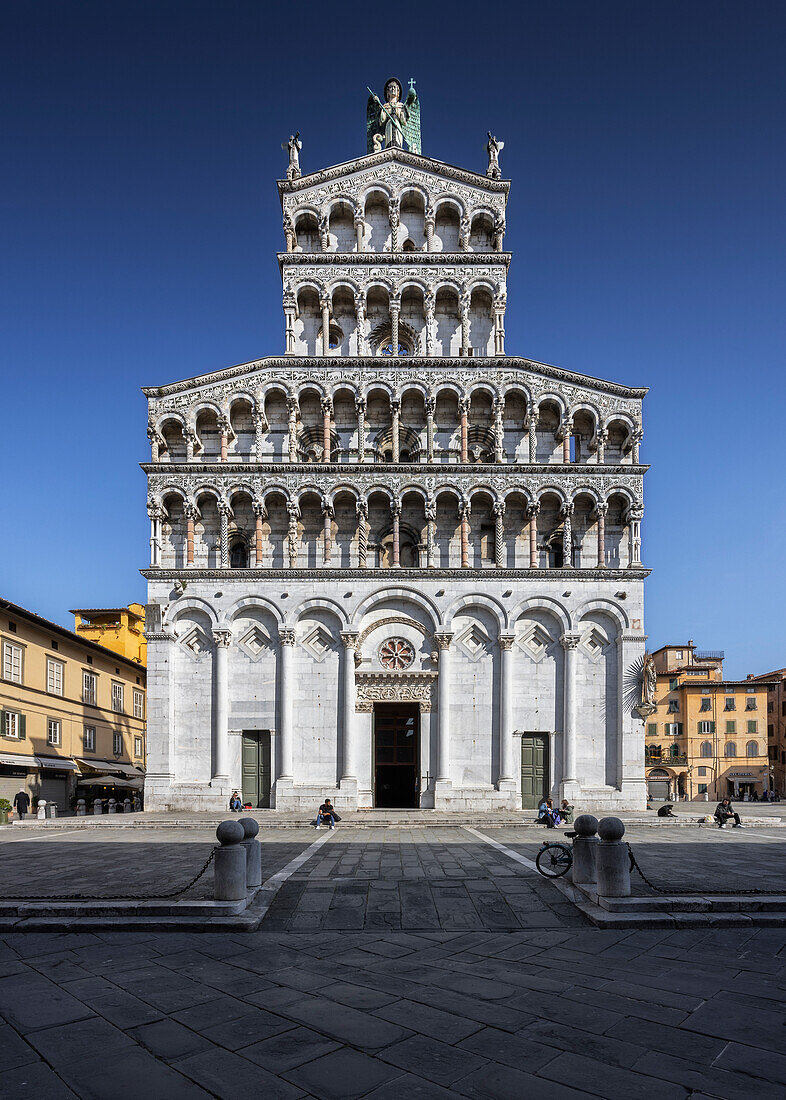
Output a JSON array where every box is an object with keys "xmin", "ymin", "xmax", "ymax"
[
  {"xmin": 142, "ymin": 567, "xmax": 650, "ymax": 581},
  {"xmin": 142, "ymin": 355, "xmax": 648, "ymax": 400},
  {"xmin": 141, "ymin": 461, "xmax": 649, "ymax": 476},
  {"xmin": 278, "ymin": 252, "xmax": 511, "ymax": 268}
]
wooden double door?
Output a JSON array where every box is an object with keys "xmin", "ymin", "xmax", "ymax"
[
  {"xmin": 242, "ymin": 730, "xmax": 271, "ymax": 808},
  {"xmin": 373, "ymin": 704, "xmax": 420, "ymax": 808},
  {"xmin": 521, "ymin": 734, "xmax": 549, "ymax": 809}
]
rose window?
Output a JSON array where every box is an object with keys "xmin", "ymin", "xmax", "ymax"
[{"xmin": 378, "ymin": 637, "xmax": 415, "ymax": 670}]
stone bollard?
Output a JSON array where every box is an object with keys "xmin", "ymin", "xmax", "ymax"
[
  {"xmin": 571, "ymin": 814, "xmax": 599, "ymax": 886},
  {"xmin": 123, "ymin": 798, "xmax": 132, "ymax": 813},
  {"xmin": 76, "ymin": 799, "xmax": 86, "ymax": 817},
  {"xmin": 93, "ymin": 798, "xmax": 103, "ymax": 815},
  {"xmin": 108, "ymin": 798, "xmax": 117, "ymax": 814},
  {"xmin": 238, "ymin": 817, "xmax": 262, "ymax": 889},
  {"xmin": 213, "ymin": 820, "xmax": 247, "ymax": 901},
  {"xmin": 46, "ymin": 803, "xmax": 57, "ymax": 819},
  {"xmin": 596, "ymin": 817, "xmax": 631, "ymax": 898},
  {"xmin": 36, "ymin": 800, "xmax": 47, "ymax": 820}
]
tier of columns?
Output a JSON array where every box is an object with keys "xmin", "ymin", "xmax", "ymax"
[
  {"xmin": 204, "ymin": 628, "xmax": 584, "ymax": 800},
  {"xmin": 283, "ymin": 291, "xmax": 506, "ymax": 358},
  {"xmin": 148, "ymin": 498, "xmax": 643, "ymax": 570}
]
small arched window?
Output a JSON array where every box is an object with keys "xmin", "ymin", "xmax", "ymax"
[
  {"xmin": 230, "ymin": 540, "xmax": 248, "ymax": 569},
  {"xmin": 724, "ymin": 742, "xmax": 737, "ymax": 758},
  {"xmin": 746, "ymin": 740, "xmax": 759, "ymax": 757},
  {"xmin": 669, "ymin": 743, "xmax": 681, "ymax": 759},
  {"xmin": 700, "ymin": 741, "xmax": 712, "ymax": 758}
]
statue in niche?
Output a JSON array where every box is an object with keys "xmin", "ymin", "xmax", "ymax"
[
  {"xmin": 642, "ymin": 652, "xmax": 657, "ymax": 706},
  {"xmin": 485, "ymin": 132, "xmax": 504, "ymax": 179},
  {"xmin": 367, "ymin": 78, "xmax": 421, "ymax": 154},
  {"xmin": 282, "ymin": 132, "xmax": 302, "ymax": 179}
]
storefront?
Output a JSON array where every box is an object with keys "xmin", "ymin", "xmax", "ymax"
[{"xmin": 0, "ymin": 752, "xmax": 80, "ymax": 812}]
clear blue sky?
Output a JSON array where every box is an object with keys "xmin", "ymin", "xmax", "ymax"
[{"xmin": 2, "ymin": 1, "xmax": 784, "ymax": 678}]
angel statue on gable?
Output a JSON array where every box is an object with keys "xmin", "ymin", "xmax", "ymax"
[{"xmin": 367, "ymin": 78, "xmax": 421, "ymax": 154}]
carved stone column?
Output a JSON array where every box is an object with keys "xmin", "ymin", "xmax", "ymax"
[
  {"xmin": 425, "ymin": 499, "xmax": 436, "ymax": 568},
  {"xmin": 320, "ymin": 294, "xmax": 331, "ymax": 356},
  {"xmin": 355, "ymin": 396, "xmax": 366, "ymax": 463},
  {"xmin": 424, "ymin": 203, "xmax": 435, "ymax": 252},
  {"xmin": 561, "ymin": 502, "xmax": 573, "ymax": 568},
  {"xmin": 212, "ymin": 628, "xmax": 232, "ymax": 782},
  {"xmin": 595, "ymin": 502, "xmax": 607, "ymax": 568},
  {"xmin": 498, "ymin": 634, "xmax": 516, "ymax": 791},
  {"xmin": 354, "ymin": 207, "xmax": 365, "ymax": 252},
  {"xmin": 631, "ymin": 427, "xmax": 643, "ymax": 464},
  {"xmin": 391, "ymin": 500, "xmax": 401, "ymax": 568},
  {"xmin": 254, "ymin": 408, "xmax": 268, "ymax": 461},
  {"xmin": 283, "ymin": 293, "xmax": 297, "ymax": 355},
  {"xmin": 354, "ymin": 292, "xmax": 366, "ymax": 355},
  {"xmin": 277, "ymin": 628, "xmax": 296, "ymax": 786},
  {"xmin": 425, "ymin": 396, "xmax": 436, "ymax": 462},
  {"xmin": 286, "ymin": 503, "xmax": 299, "ymax": 568},
  {"xmin": 435, "ymin": 633, "xmax": 453, "ymax": 791},
  {"xmin": 185, "ymin": 427, "xmax": 197, "ymax": 462},
  {"xmin": 253, "ymin": 501, "xmax": 266, "ymax": 567},
  {"xmin": 218, "ymin": 415, "xmax": 230, "ymax": 463},
  {"xmin": 322, "ymin": 498, "xmax": 334, "ymax": 565},
  {"xmin": 493, "ymin": 213, "xmax": 505, "ymax": 252},
  {"xmin": 287, "ymin": 396, "xmax": 299, "ymax": 462},
  {"xmin": 561, "ymin": 634, "xmax": 582, "ymax": 794},
  {"xmin": 458, "ymin": 396, "xmax": 470, "ymax": 463},
  {"xmin": 389, "ymin": 196, "xmax": 400, "ymax": 252},
  {"xmin": 424, "ymin": 289, "xmax": 436, "ymax": 357},
  {"xmin": 595, "ymin": 427, "xmax": 608, "ymax": 464},
  {"xmin": 356, "ymin": 500, "xmax": 368, "ymax": 568},
  {"xmin": 493, "ymin": 397, "xmax": 505, "ymax": 463},
  {"xmin": 147, "ymin": 423, "xmax": 161, "ymax": 463},
  {"xmin": 493, "ymin": 293, "xmax": 506, "ymax": 355},
  {"xmin": 459, "ymin": 215, "xmax": 471, "ymax": 252},
  {"xmin": 628, "ymin": 507, "xmax": 644, "ymax": 568},
  {"xmin": 459, "ymin": 291, "xmax": 470, "ymax": 357},
  {"xmin": 493, "ymin": 501, "xmax": 505, "ymax": 568},
  {"xmin": 283, "ymin": 214, "xmax": 295, "ymax": 253},
  {"xmin": 527, "ymin": 502, "xmax": 540, "ymax": 569},
  {"xmin": 561, "ymin": 416, "xmax": 573, "ymax": 464},
  {"xmin": 527, "ymin": 407, "xmax": 539, "ymax": 463},
  {"xmin": 147, "ymin": 502, "xmax": 162, "ymax": 567},
  {"xmin": 390, "ymin": 296, "xmax": 401, "ymax": 356},
  {"xmin": 340, "ymin": 632, "xmax": 359, "ymax": 792},
  {"xmin": 459, "ymin": 499, "xmax": 471, "ymax": 568},
  {"xmin": 321, "ymin": 396, "xmax": 333, "ymax": 463},
  {"xmin": 184, "ymin": 503, "xmax": 196, "ymax": 567},
  {"xmin": 391, "ymin": 398, "xmax": 401, "ymax": 462},
  {"xmin": 218, "ymin": 502, "xmax": 230, "ymax": 568},
  {"xmin": 318, "ymin": 212, "xmax": 329, "ymax": 253}
]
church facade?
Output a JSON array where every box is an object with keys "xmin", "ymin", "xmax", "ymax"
[{"xmin": 142, "ymin": 82, "xmax": 649, "ymax": 813}]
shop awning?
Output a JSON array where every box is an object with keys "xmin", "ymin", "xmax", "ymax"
[
  {"xmin": 76, "ymin": 759, "xmax": 145, "ymax": 779},
  {"xmin": 0, "ymin": 752, "xmax": 37, "ymax": 768},
  {"xmin": 0, "ymin": 753, "xmax": 79, "ymax": 771}
]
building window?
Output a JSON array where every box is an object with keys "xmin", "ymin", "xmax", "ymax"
[
  {"xmin": 47, "ymin": 659, "xmax": 64, "ymax": 696},
  {"xmin": 665, "ymin": 722, "xmax": 683, "ymax": 736},
  {"xmin": 113, "ymin": 731, "xmax": 123, "ymax": 756},
  {"xmin": 700, "ymin": 741, "xmax": 712, "ymax": 758},
  {"xmin": 4, "ymin": 711, "xmax": 24, "ymax": 739},
  {"xmin": 724, "ymin": 742, "xmax": 737, "ymax": 758},
  {"xmin": 768, "ymin": 702, "xmax": 774, "ymax": 713},
  {"xmin": 111, "ymin": 682, "xmax": 124, "ymax": 713},
  {"xmin": 698, "ymin": 721, "xmax": 715, "ymax": 735},
  {"xmin": 724, "ymin": 698, "xmax": 735, "ymax": 711},
  {"xmin": 745, "ymin": 698, "xmax": 757, "ymax": 711},
  {"xmin": 699, "ymin": 698, "xmax": 711, "ymax": 712},
  {"xmin": 8, "ymin": 621, "xmax": 16, "ymax": 632},
  {"xmin": 83, "ymin": 726, "xmax": 96, "ymax": 752},
  {"xmin": 646, "ymin": 723, "xmax": 657, "ymax": 737},
  {"xmin": 747, "ymin": 720, "xmax": 758, "ymax": 734},
  {"xmin": 47, "ymin": 719, "xmax": 61, "ymax": 746},
  {"xmin": 3, "ymin": 640, "xmax": 23, "ymax": 683},
  {"xmin": 725, "ymin": 721, "xmax": 736, "ymax": 734},
  {"xmin": 133, "ymin": 690, "xmax": 144, "ymax": 719},
  {"xmin": 698, "ymin": 784, "xmax": 708, "ymax": 795},
  {"xmin": 83, "ymin": 671, "xmax": 97, "ymax": 705},
  {"xmin": 698, "ymin": 766, "xmax": 707, "ymax": 777},
  {"xmin": 667, "ymin": 700, "xmax": 679, "ymax": 713},
  {"xmin": 675, "ymin": 650, "xmax": 683, "ymax": 659},
  {"xmin": 50, "ymin": 640, "xmax": 58, "ymax": 651},
  {"xmin": 134, "ymin": 736, "xmax": 143, "ymax": 758},
  {"xmin": 769, "ymin": 724, "xmax": 775, "ymax": 738},
  {"xmin": 669, "ymin": 678, "xmax": 679, "ymax": 691},
  {"xmin": 746, "ymin": 740, "xmax": 759, "ymax": 757}
]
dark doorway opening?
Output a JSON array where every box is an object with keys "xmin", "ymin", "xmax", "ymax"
[
  {"xmin": 520, "ymin": 733, "xmax": 549, "ymax": 809},
  {"xmin": 242, "ymin": 730, "xmax": 271, "ymax": 808},
  {"xmin": 373, "ymin": 703, "xmax": 419, "ymax": 808}
]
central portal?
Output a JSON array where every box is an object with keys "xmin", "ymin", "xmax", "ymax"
[{"xmin": 373, "ymin": 703, "xmax": 420, "ymax": 808}]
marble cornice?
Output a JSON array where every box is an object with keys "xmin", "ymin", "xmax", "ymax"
[
  {"xmin": 142, "ymin": 567, "xmax": 651, "ymax": 581},
  {"xmin": 278, "ymin": 252, "xmax": 511, "ymax": 267},
  {"xmin": 142, "ymin": 355, "xmax": 648, "ymax": 400},
  {"xmin": 142, "ymin": 462, "xmax": 649, "ymax": 476}
]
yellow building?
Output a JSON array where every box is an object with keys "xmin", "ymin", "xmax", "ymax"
[
  {"xmin": 0, "ymin": 597, "xmax": 146, "ymax": 813},
  {"xmin": 645, "ymin": 642, "xmax": 775, "ymax": 802},
  {"xmin": 71, "ymin": 603, "xmax": 146, "ymax": 665}
]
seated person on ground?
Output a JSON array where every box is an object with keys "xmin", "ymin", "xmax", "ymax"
[
  {"xmin": 559, "ymin": 799, "xmax": 574, "ymax": 823},
  {"xmin": 714, "ymin": 797, "xmax": 743, "ymax": 828},
  {"xmin": 315, "ymin": 798, "xmax": 337, "ymax": 829},
  {"xmin": 229, "ymin": 791, "xmax": 242, "ymax": 812},
  {"xmin": 537, "ymin": 798, "xmax": 562, "ymax": 828},
  {"xmin": 657, "ymin": 803, "xmax": 677, "ymax": 818}
]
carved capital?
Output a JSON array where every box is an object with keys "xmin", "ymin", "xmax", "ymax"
[
  {"xmin": 560, "ymin": 633, "xmax": 582, "ymax": 651},
  {"xmin": 492, "ymin": 501, "xmax": 506, "ymax": 519},
  {"xmin": 279, "ymin": 628, "xmax": 296, "ymax": 646},
  {"xmin": 212, "ymin": 628, "xmax": 232, "ymax": 649},
  {"xmin": 340, "ymin": 631, "xmax": 360, "ymax": 650},
  {"xmin": 434, "ymin": 633, "xmax": 453, "ymax": 651},
  {"xmin": 320, "ymin": 396, "xmax": 333, "ymax": 416},
  {"xmin": 458, "ymin": 396, "xmax": 471, "ymax": 416},
  {"xmin": 499, "ymin": 634, "xmax": 515, "ymax": 651},
  {"xmin": 252, "ymin": 499, "xmax": 267, "ymax": 519}
]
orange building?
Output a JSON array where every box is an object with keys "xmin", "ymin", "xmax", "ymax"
[
  {"xmin": 746, "ymin": 667, "xmax": 786, "ymax": 797},
  {"xmin": 70, "ymin": 604, "xmax": 146, "ymax": 666}
]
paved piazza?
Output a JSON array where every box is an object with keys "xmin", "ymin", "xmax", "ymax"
[{"xmin": 1, "ymin": 825, "xmax": 786, "ymax": 1098}]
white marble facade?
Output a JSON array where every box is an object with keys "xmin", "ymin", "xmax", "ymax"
[{"xmin": 143, "ymin": 101, "xmax": 649, "ymax": 813}]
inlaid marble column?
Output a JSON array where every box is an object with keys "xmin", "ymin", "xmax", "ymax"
[
  {"xmin": 459, "ymin": 500, "xmax": 471, "ymax": 568},
  {"xmin": 212, "ymin": 628, "xmax": 232, "ymax": 782},
  {"xmin": 493, "ymin": 294, "xmax": 506, "ymax": 355},
  {"xmin": 277, "ymin": 628, "xmax": 295, "ymax": 784},
  {"xmin": 595, "ymin": 427, "xmax": 608, "ymax": 464},
  {"xmin": 283, "ymin": 214, "xmax": 295, "ymax": 253},
  {"xmin": 147, "ymin": 502, "xmax": 162, "ymax": 567},
  {"xmin": 560, "ymin": 634, "xmax": 582, "ymax": 792},
  {"xmin": 320, "ymin": 294, "xmax": 331, "ymax": 356},
  {"xmin": 390, "ymin": 296, "xmax": 401, "ymax": 356},
  {"xmin": 283, "ymin": 293, "xmax": 297, "ymax": 354},
  {"xmin": 527, "ymin": 502, "xmax": 540, "ymax": 568},
  {"xmin": 354, "ymin": 293, "xmax": 366, "ymax": 355},
  {"xmin": 356, "ymin": 500, "xmax": 368, "ymax": 567},
  {"xmin": 355, "ymin": 396, "xmax": 366, "ymax": 463},
  {"xmin": 561, "ymin": 417, "xmax": 573, "ymax": 464},
  {"xmin": 527, "ymin": 408, "xmax": 539, "ymax": 463},
  {"xmin": 459, "ymin": 397, "xmax": 470, "ymax": 462},
  {"xmin": 322, "ymin": 498, "xmax": 334, "ymax": 564},
  {"xmin": 391, "ymin": 398, "xmax": 401, "ymax": 462},
  {"xmin": 628, "ymin": 507, "xmax": 644, "ymax": 567},
  {"xmin": 318, "ymin": 213, "xmax": 329, "ymax": 253},
  {"xmin": 321, "ymin": 397, "xmax": 333, "ymax": 463},
  {"xmin": 631, "ymin": 427, "xmax": 643, "ymax": 464},
  {"xmin": 435, "ymin": 633, "xmax": 453, "ymax": 789},
  {"xmin": 340, "ymin": 632, "xmax": 359, "ymax": 788},
  {"xmin": 254, "ymin": 408, "xmax": 268, "ymax": 461},
  {"xmin": 493, "ymin": 501, "xmax": 505, "ymax": 567},
  {"xmin": 391, "ymin": 500, "xmax": 401, "ymax": 567},
  {"xmin": 218, "ymin": 502, "xmax": 230, "ymax": 568},
  {"xmin": 595, "ymin": 502, "xmax": 607, "ymax": 568},
  {"xmin": 286, "ymin": 503, "xmax": 299, "ymax": 568},
  {"xmin": 218, "ymin": 416, "xmax": 230, "ymax": 463},
  {"xmin": 561, "ymin": 502, "xmax": 573, "ymax": 569},
  {"xmin": 253, "ymin": 501, "xmax": 266, "ymax": 567},
  {"xmin": 424, "ymin": 204, "xmax": 435, "ymax": 252},
  {"xmin": 459, "ymin": 292, "xmax": 470, "ymax": 356},
  {"xmin": 498, "ymin": 634, "xmax": 516, "ymax": 791},
  {"xmin": 147, "ymin": 424, "xmax": 161, "ymax": 462},
  {"xmin": 287, "ymin": 397, "xmax": 299, "ymax": 462},
  {"xmin": 389, "ymin": 197, "xmax": 400, "ymax": 252},
  {"xmin": 354, "ymin": 207, "xmax": 365, "ymax": 252},
  {"xmin": 425, "ymin": 499, "xmax": 436, "ymax": 568},
  {"xmin": 493, "ymin": 398, "xmax": 505, "ymax": 463},
  {"xmin": 425, "ymin": 396, "xmax": 436, "ymax": 461},
  {"xmin": 424, "ymin": 290, "xmax": 435, "ymax": 357},
  {"xmin": 184, "ymin": 503, "xmax": 196, "ymax": 567}
]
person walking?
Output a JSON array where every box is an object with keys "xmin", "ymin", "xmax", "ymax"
[
  {"xmin": 13, "ymin": 789, "xmax": 30, "ymax": 820},
  {"xmin": 714, "ymin": 797, "xmax": 744, "ymax": 828}
]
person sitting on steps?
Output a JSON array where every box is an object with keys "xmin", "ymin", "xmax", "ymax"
[
  {"xmin": 657, "ymin": 803, "xmax": 677, "ymax": 818},
  {"xmin": 315, "ymin": 798, "xmax": 338, "ymax": 830},
  {"xmin": 714, "ymin": 797, "xmax": 744, "ymax": 829}
]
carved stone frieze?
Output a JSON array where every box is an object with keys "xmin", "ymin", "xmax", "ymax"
[
  {"xmin": 143, "ymin": 566, "xmax": 651, "ymax": 581},
  {"xmin": 355, "ymin": 670, "xmax": 437, "ymax": 711}
]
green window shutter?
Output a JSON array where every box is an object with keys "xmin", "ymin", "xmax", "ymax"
[
  {"xmin": 726, "ymin": 721, "xmax": 735, "ymax": 734},
  {"xmin": 677, "ymin": 722, "xmax": 683, "ymax": 735},
  {"xmin": 0, "ymin": 709, "xmax": 5, "ymax": 738},
  {"xmin": 710, "ymin": 721, "xmax": 715, "ymax": 733},
  {"xmin": 19, "ymin": 713, "xmax": 26, "ymax": 739},
  {"xmin": 748, "ymin": 720, "xmax": 757, "ymax": 734},
  {"xmin": 647, "ymin": 723, "xmax": 656, "ymax": 736}
]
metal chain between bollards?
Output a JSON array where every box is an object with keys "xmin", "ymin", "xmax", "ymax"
[
  {"xmin": 0, "ymin": 848, "xmax": 216, "ymax": 902},
  {"xmin": 625, "ymin": 842, "xmax": 784, "ymax": 896}
]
